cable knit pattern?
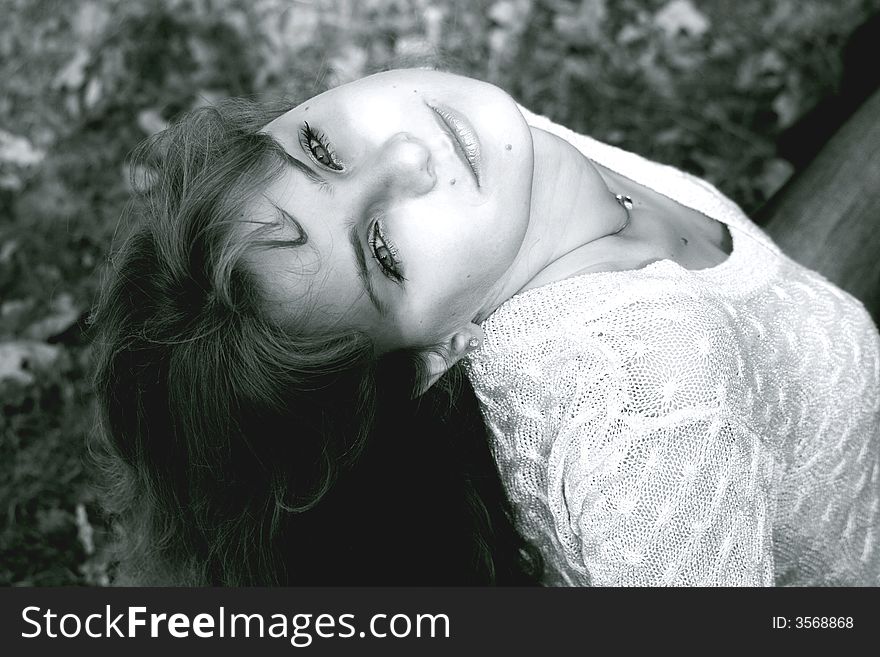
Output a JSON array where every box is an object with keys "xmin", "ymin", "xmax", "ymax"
[{"xmin": 463, "ymin": 104, "xmax": 880, "ymax": 586}]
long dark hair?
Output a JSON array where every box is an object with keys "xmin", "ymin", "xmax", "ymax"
[{"xmin": 89, "ymin": 96, "xmax": 543, "ymax": 585}]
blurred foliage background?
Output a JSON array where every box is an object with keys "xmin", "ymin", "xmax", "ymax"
[{"xmin": 1, "ymin": 0, "xmax": 878, "ymax": 586}]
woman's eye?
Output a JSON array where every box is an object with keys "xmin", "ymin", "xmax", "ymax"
[
  {"xmin": 376, "ymin": 247, "xmax": 395, "ymax": 269},
  {"xmin": 299, "ymin": 122, "xmax": 343, "ymax": 170},
  {"xmin": 370, "ymin": 221, "xmax": 405, "ymax": 283}
]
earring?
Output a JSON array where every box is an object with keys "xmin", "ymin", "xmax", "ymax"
[{"xmin": 468, "ymin": 337, "xmax": 480, "ymax": 349}]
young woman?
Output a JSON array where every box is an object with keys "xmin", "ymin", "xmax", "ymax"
[{"xmin": 91, "ymin": 68, "xmax": 880, "ymax": 586}]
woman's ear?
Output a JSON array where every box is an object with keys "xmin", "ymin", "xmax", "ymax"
[{"xmin": 414, "ymin": 323, "xmax": 485, "ymax": 397}]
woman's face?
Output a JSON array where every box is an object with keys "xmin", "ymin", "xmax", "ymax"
[{"xmin": 244, "ymin": 68, "xmax": 534, "ymax": 352}]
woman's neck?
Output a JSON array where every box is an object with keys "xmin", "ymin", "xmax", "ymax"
[{"xmin": 474, "ymin": 126, "xmax": 629, "ymax": 321}]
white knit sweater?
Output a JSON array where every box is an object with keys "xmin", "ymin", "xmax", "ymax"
[{"xmin": 463, "ymin": 104, "xmax": 880, "ymax": 586}]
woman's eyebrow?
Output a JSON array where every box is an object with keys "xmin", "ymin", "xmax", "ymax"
[{"xmin": 279, "ymin": 149, "xmax": 331, "ymax": 190}]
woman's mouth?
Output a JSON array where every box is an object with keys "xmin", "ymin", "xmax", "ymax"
[{"xmin": 426, "ymin": 102, "xmax": 483, "ymax": 188}]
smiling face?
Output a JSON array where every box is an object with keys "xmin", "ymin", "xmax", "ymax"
[{"xmin": 241, "ymin": 68, "xmax": 534, "ymax": 353}]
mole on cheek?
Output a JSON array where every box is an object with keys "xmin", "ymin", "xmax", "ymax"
[{"xmin": 505, "ymin": 144, "xmax": 512, "ymax": 151}]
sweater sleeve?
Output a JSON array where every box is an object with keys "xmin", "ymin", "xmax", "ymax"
[{"xmin": 542, "ymin": 303, "xmax": 778, "ymax": 586}]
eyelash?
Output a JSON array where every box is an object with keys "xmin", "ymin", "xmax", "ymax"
[
  {"xmin": 299, "ymin": 121, "xmax": 344, "ymax": 171},
  {"xmin": 369, "ymin": 212, "xmax": 405, "ymax": 283}
]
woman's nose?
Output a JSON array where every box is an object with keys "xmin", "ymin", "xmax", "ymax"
[{"xmin": 376, "ymin": 132, "xmax": 436, "ymax": 196}]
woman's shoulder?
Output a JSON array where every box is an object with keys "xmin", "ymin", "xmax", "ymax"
[{"xmin": 465, "ymin": 283, "xmax": 741, "ymax": 403}]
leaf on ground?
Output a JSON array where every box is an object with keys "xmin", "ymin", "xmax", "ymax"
[
  {"xmin": 561, "ymin": 55, "xmax": 596, "ymax": 82},
  {"xmin": 267, "ymin": 2, "xmax": 322, "ymax": 54},
  {"xmin": 25, "ymin": 293, "xmax": 82, "ymax": 342},
  {"xmin": 1, "ymin": 298, "xmax": 34, "ymax": 322},
  {"xmin": 756, "ymin": 158, "xmax": 795, "ymax": 199},
  {"xmin": 553, "ymin": 0, "xmax": 608, "ymax": 47},
  {"xmin": 330, "ymin": 44, "xmax": 368, "ymax": 85},
  {"xmin": 488, "ymin": 1, "xmax": 517, "ymax": 26},
  {"xmin": 665, "ymin": 48, "xmax": 706, "ymax": 71},
  {"xmin": 488, "ymin": 0, "xmax": 532, "ymax": 32},
  {"xmin": 137, "ymin": 108, "xmax": 168, "ymax": 137},
  {"xmin": 423, "ymin": 5, "xmax": 447, "ymax": 45},
  {"xmin": 617, "ymin": 23, "xmax": 647, "ymax": 46},
  {"xmin": 654, "ymin": 0, "xmax": 710, "ymax": 40},
  {"xmin": 0, "ymin": 240, "xmax": 20, "ymax": 264},
  {"xmin": 75, "ymin": 503, "xmax": 95, "ymax": 556},
  {"xmin": 0, "ymin": 130, "xmax": 45, "ymax": 168},
  {"xmin": 83, "ymin": 77, "xmax": 104, "ymax": 111},
  {"xmin": 736, "ymin": 49, "xmax": 786, "ymax": 91},
  {"xmin": 0, "ymin": 341, "xmax": 62, "ymax": 385},
  {"xmin": 772, "ymin": 91, "xmax": 801, "ymax": 129},
  {"xmin": 639, "ymin": 49, "xmax": 675, "ymax": 97},
  {"xmin": 71, "ymin": 1, "xmax": 111, "ymax": 44},
  {"xmin": 0, "ymin": 173, "xmax": 23, "ymax": 191},
  {"xmin": 655, "ymin": 126, "xmax": 688, "ymax": 145},
  {"xmin": 52, "ymin": 48, "xmax": 90, "ymax": 91}
]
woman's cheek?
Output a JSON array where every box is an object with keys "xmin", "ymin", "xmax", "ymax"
[{"xmin": 416, "ymin": 272, "xmax": 473, "ymax": 322}]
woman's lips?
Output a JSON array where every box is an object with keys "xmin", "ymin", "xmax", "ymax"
[{"xmin": 426, "ymin": 101, "xmax": 483, "ymax": 188}]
